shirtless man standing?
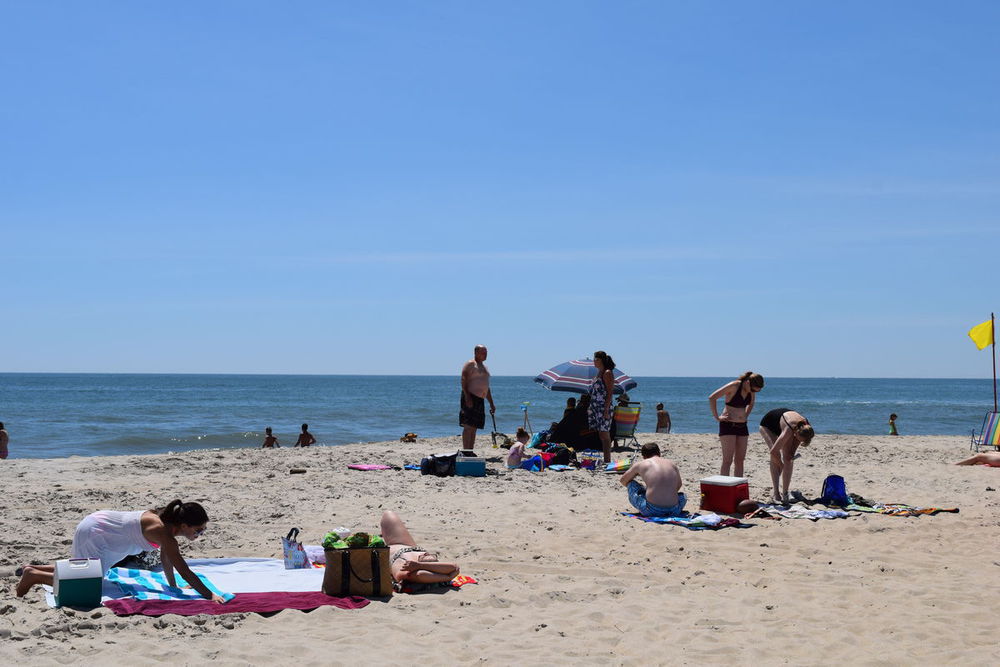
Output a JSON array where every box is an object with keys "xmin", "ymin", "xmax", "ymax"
[
  {"xmin": 619, "ymin": 442, "xmax": 685, "ymax": 517},
  {"xmin": 460, "ymin": 345, "xmax": 496, "ymax": 452},
  {"xmin": 0, "ymin": 422, "xmax": 8, "ymax": 460},
  {"xmin": 655, "ymin": 403, "xmax": 671, "ymax": 434}
]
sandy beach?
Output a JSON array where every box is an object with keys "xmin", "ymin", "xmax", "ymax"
[{"xmin": 2, "ymin": 432, "xmax": 998, "ymax": 665}]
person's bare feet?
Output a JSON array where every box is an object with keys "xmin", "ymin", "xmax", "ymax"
[{"xmin": 15, "ymin": 567, "xmax": 39, "ymax": 597}]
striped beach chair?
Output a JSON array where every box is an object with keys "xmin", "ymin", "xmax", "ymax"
[
  {"xmin": 970, "ymin": 412, "xmax": 1000, "ymax": 452},
  {"xmin": 612, "ymin": 402, "xmax": 642, "ymax": 450}
]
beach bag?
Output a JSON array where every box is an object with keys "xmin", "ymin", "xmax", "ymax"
[
  {"xmin": 282, "ymin": 528, "xmax": 312, "ymax": 569},
  {"xmin": 420, "ymin": 452, "xmax": 458, "ymax": 477},
  {"xmin": 322, "ymin": 547, "xmax": 392, "ymax": 597},
  {"xmin": 819, "ymin": 475, "xmax": 850, "ymax": 506},
  {"xmin": 546, "ymin": 445, "xmax": 573, "ymax": 466}
]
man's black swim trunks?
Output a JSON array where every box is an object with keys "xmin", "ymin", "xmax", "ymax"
[{"xmin": 459, "ymin": 392, "xmax": 486, "ymax": 429}]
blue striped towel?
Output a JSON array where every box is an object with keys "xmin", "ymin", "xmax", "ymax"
[{"xmin": 106, "ymin": 567, "xmax": 235, "ymax": 602}]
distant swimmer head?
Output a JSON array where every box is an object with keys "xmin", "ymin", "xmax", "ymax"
[{"xmin": 265, "ymin": 426, "xmax": 273, "ymax": 435}]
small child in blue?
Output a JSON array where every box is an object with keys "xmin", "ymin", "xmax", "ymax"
[{"xmin": 619, "ymin": 442, "xmax": 686, "ymax": 517}]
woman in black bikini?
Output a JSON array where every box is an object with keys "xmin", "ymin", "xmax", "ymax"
[
  {"xmin": 758, "ymin": 408, "xmax": 815, "ymax": 504},
  {"xmin": 708, "ymin": 372, "xmax": 764, "ymax": 477},
  {"xmin": 380, "ymin": 511, "xmax": 460, "ymax": 585}
]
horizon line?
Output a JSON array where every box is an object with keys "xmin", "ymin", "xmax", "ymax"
[{"xmin": 0, "ymin": 371, "xmax": 993, "ymax": 381}]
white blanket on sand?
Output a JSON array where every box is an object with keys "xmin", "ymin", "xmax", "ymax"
[{"xmin": 44, "ymin": 558, "xmax": 324, "ymax": 608}]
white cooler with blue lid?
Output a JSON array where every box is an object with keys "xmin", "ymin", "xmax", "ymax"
[{"xmin": 53, "ymin": 558, "xmax": 103, "ymax": 607}]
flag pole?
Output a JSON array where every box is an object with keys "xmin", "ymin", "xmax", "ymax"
[{"xmin": 993, "ymin": 312, "xmax": 997, "ymax": 413}]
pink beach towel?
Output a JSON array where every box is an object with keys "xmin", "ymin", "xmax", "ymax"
[
  {"xmin": 103, "ymin": 591, "xmax": 370, "ymax": 617},
  {"xmin": 347, "ymin": 464, "xmax": 394, "ymax": 471}
]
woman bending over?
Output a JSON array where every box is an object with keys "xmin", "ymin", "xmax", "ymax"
[
  {"xmin": 17, "ymin": 500, "xmax": 225, "ymax": 603},
  {"xmin": 759, "ymin": 408, "xmax": 814, "ymax": 504}
]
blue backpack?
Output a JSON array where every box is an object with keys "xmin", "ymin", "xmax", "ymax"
[{"xmin": 819, "ymin": 474, "xmax": 850, "ymax": 506}]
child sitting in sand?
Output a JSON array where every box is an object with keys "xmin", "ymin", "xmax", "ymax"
[
  {"xmin": 506, "ymin": 427, "xmax": 530, "ymax": 468},
  {"xmin": 261, "ymin": 427, "xmax": 279, "ymax": 448}
]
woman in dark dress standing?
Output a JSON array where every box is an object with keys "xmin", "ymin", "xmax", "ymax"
[{"xmin": 589, "ymin": 351, "xmax": 616, "ymax": 463}]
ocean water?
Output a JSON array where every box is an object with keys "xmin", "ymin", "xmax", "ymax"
[{"xmin": 0, "ymin": 374, "xmax": 994, "ymax": 459}]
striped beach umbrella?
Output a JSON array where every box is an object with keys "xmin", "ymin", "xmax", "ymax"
[{"xmin": 533, "ymin": 358, "xmax": 638, "ymax": 395}]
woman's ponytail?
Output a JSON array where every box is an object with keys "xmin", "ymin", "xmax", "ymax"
[{"xmin": 157, "ymin": 499, "xmax": 209, "ymax": 526}]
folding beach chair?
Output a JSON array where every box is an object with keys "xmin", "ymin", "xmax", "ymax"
[
  {"xmin": 970, "ymin": 411, "xmax": 1000, "ymax": 452},
  {"xmin": 612, "ymin": 402, "xmax": 642, "ymax": 450}
]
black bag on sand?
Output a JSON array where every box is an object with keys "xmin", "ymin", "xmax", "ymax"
[
  {"xmin": 420, "ymin": 451, "xmax": 458, "ymax": 477},
  {"xmin": 547, "ymin": 445, "xmax": 574, "ymax": 466}
]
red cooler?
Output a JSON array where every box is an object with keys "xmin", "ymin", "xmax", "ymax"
[{"xmin": 699, "ymin": 475, "xmax": 750, "ymax": 513}]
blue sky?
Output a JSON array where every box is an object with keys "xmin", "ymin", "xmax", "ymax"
[{"xmin": 2, "ymin": 1, "xmax": 999, "ymax": 377}]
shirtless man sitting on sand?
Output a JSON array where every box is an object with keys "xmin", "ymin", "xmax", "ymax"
[
  {"xmin": 380, "ymin": 511, "xmax": 460, "ymax": 586},
  {"xmin": 619, "ymin": 442, "xmax": 686, "ymax": 517}
]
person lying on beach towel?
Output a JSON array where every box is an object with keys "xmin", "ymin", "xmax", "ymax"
[
  {"xmin": 16, "ymin": 499, "xmax": 226, "ymax": 603},
  {"xmin": 954, "ymin": 452, "xmax": 1000, "ymax": 467},
  {"xmin": 380, "ymin": 511, "xmax": 460, "ymax": 587},
  {"xmin": 618, "ymin": 442, "xmax": 686, "ymax": 518}
]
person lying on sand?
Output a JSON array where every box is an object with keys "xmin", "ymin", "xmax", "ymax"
[
  {"xmin": 380, "ymin": 511, "xmax": 460, "ymax": 585},
  {"xmin": 16, "ymin": 500, "xmax": 225, "ymax": 603},
  {"xmin": 619, "ymin": 442, "xmax": 686, "ymax": 517},
  {"xmin": 955, "ymin": 452, "xmax": 1000, "ymax": 467}
]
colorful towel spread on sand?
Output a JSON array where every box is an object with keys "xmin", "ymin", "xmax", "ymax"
[
  {"xmin": 755, "ymin": 504, "xmax": 853, "ymax": 520},
  {"xmin": 106, "ymin": 567, "xmax": 236, "ymax": 602},
  {"xmin": 621, "ymin": 512, "xmax": 748, "ymax": 530},
  {"xmin": 347, "ymin": 464, "xmax": 394, "ymax": 471},
  {"xmin": 845, "ymin": 503, "xmax": 959, "ymax": 516},
  {"xmin": 604, "ymin": 460, "xmax": 631, "ymax": 473},
  {"xmin": 104, "ymin": 591, "xmax": 370, "ymax": 617},
  {"xmin": 548, "ymin": 464, "xmax": 575, "ymax": 471}
]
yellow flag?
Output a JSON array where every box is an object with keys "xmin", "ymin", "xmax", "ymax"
[{"xmin": 968, "ymin": 319, "xmax": 994, "ymax": 350}]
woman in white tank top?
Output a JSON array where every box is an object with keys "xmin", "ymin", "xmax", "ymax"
[{"xmin": 16, "ymin": 500, "xmax": 225, "ymax": 603}]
